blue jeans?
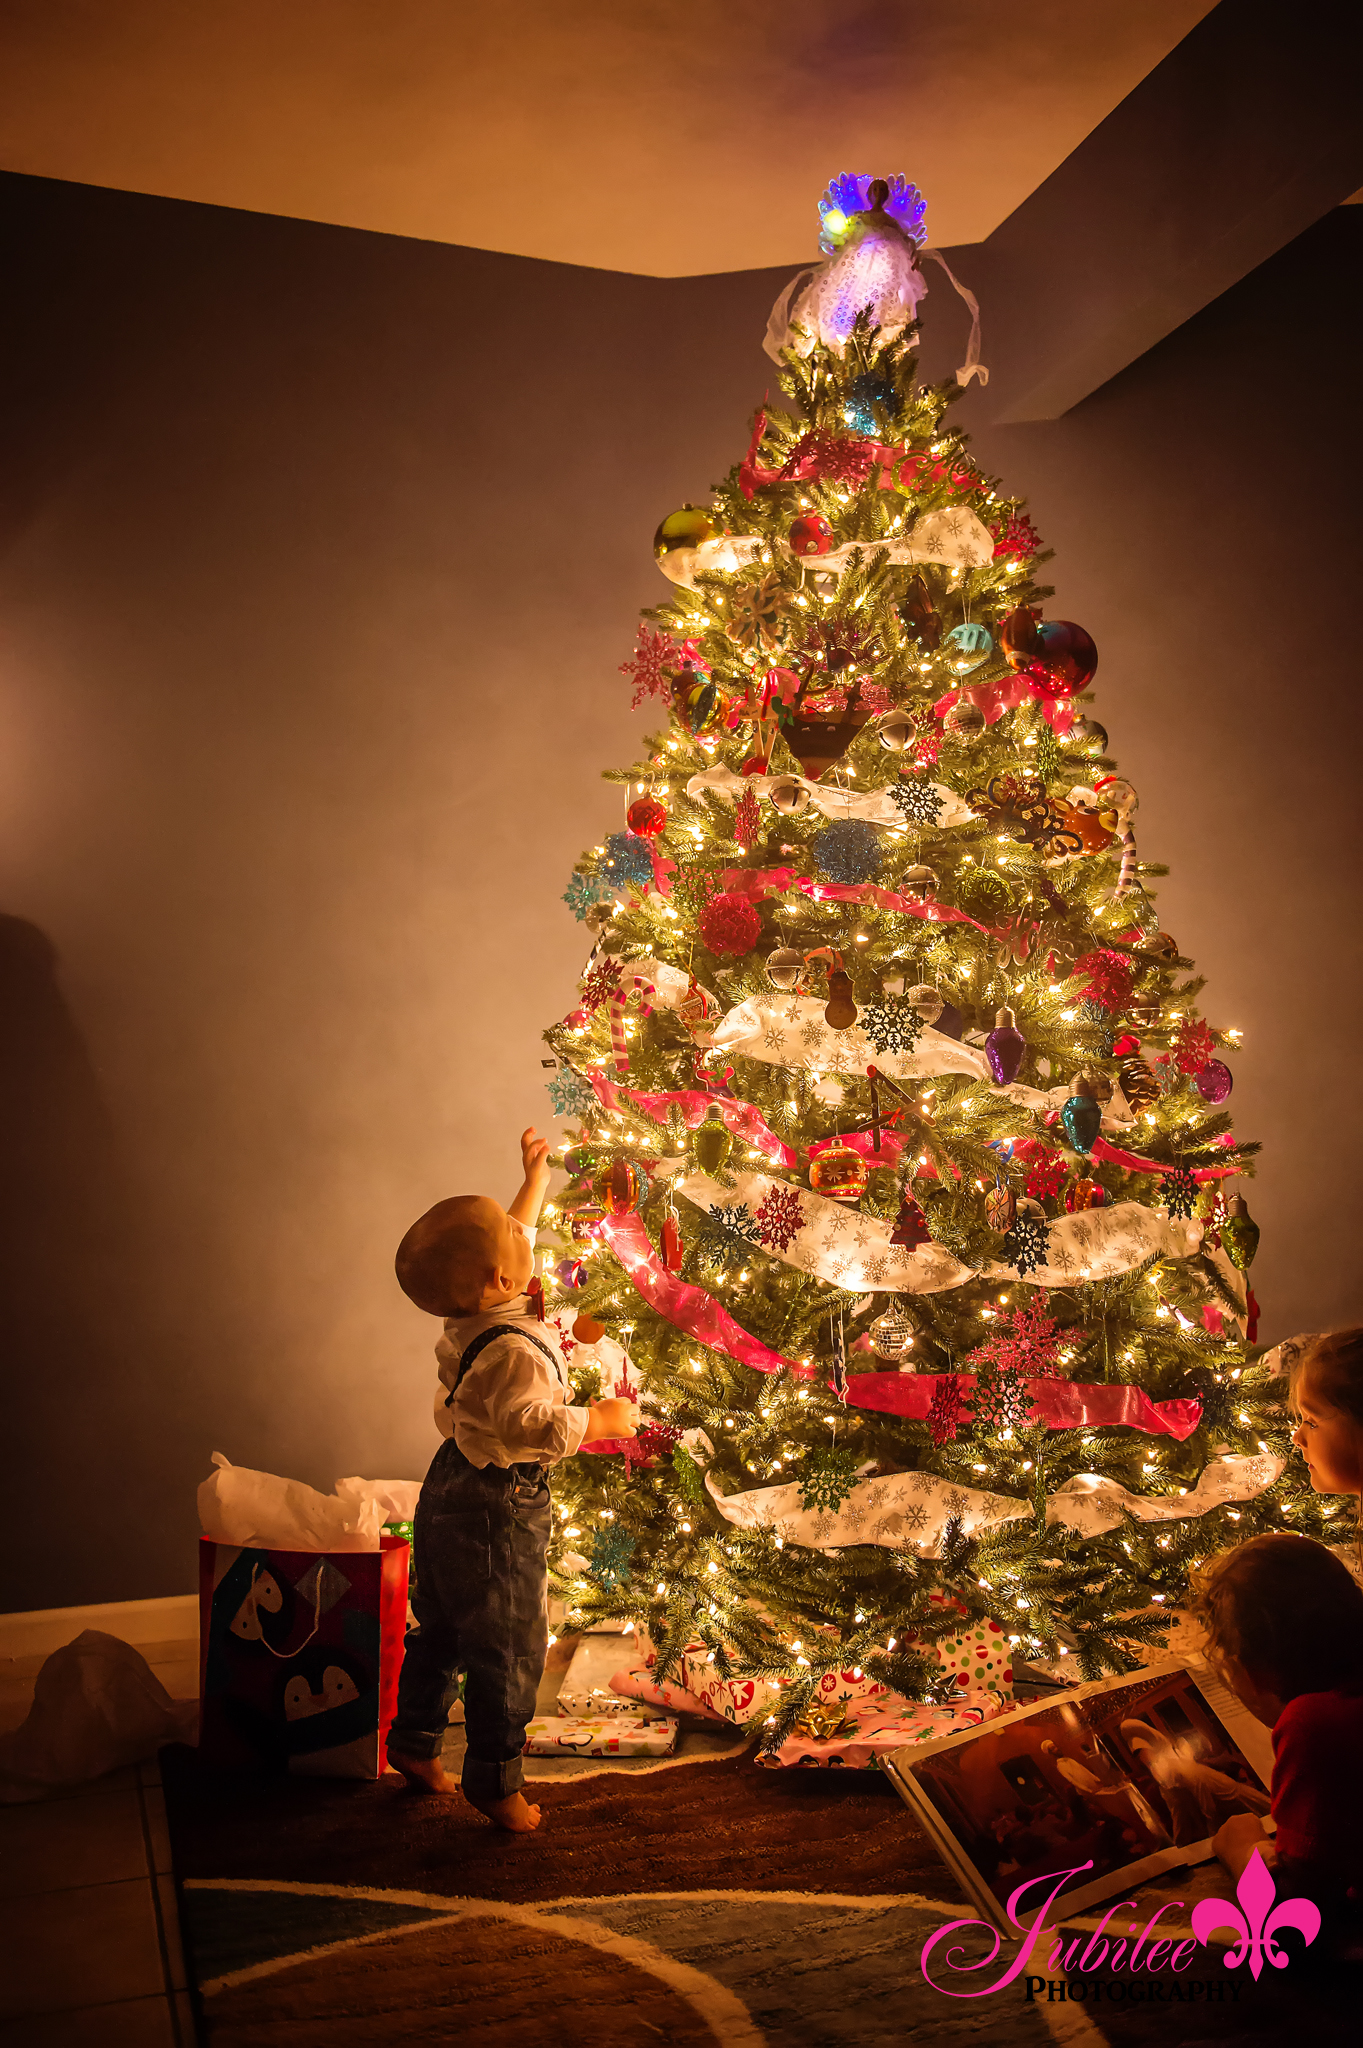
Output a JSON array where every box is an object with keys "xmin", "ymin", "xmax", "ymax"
[{"xmin": 386, "ymin": 1437, "xmax": 551, "ymax": 1801}]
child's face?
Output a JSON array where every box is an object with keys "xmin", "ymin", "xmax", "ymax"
[
  {"xmin": 482, "ymin": 1207, "xmax": 535, "ymax": 1306},
  {"xmin": 1292, "ymin": 1366, "xmax": 1362, "ymax": 1495}
]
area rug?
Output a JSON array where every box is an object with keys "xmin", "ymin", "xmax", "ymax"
[{"xmin": 162, "ymin": 1744, "xmax": 1354, "ymax": 2046}]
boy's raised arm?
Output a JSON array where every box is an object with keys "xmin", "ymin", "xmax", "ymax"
[{"xmin": 508, "ymin": 1126, "xmax": 553, "ymax": 1232}]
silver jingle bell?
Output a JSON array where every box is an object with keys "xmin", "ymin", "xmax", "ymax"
[
  {"xmin": 767, "ymin": 775, "xmax": 810, "ymax": 815},
  {"xmin": 766, "ymin": 946, "xmax": 803, "ymax": 990},
  {"xmin": 904, "ymin": 983, "xmax": 944, "ymax": 1024},
  {"xmin": 876, "ymin": 709, "xmax": 915, "ymax": 753}
]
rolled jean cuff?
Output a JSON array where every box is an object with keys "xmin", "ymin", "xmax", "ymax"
[
  {"xmin": 386, "ymin": 1730, "xmax": 445, "ymax": 1765},
  {"xmin": 462, "ymin": 1751, "xmax": 525, "ymax": 1801}
]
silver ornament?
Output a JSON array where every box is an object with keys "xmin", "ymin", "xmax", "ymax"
[
  {"xmin": 876, "ymin": 709, "xmax": 915, "ymax": 753},
  {"xmin": 904, "ymin": 983, "xmax": 944, "ymax": 1024},
  {"xmin": 869, "ymin": 1304, "xmax": 917, "ymax": 1366},
  {"xmin": 766, "ymin": 946, "xmax": 803, "ymax": 990},
  {"xmin": 767, "ymin": 775, "xmax": 810, "ymax": 815},
  {"xmin": 944, "ymin": 701, "xmax": 985, "ymax": 738},
  {"xmin": 903, "ymin": 865, "xmax": 939, "ymax": 901}
]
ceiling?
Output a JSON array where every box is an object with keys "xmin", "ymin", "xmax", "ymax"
[{"xmin": 0, "ymin": 0, "xmax": 1221, "ymax": 275}]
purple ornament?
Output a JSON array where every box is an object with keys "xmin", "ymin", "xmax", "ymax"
[
  {"xmin": 934, "ymin": 1000, "xmax": 964, "ymax": 1041},
  {"xmin": 985, "ymin": 1006, "xmax": 1026, "ymax": 1086},
  {"xmin": 556, "ymin": 1258, "xmax": 588, "ymax": 1290},
  {"xmin": 1194, "ymin": 1060, "xmax": 1233, "ymax": 1104}
]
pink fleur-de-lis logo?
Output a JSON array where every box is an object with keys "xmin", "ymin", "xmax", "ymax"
[{"xmin": 1191, "ymin": 1849, "xmax": 1321, "ymax": 1978}]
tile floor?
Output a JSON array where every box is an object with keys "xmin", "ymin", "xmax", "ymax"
[{"xmin": 0, "ymin": 1617, "xmax": 200, "ymax": 2046}]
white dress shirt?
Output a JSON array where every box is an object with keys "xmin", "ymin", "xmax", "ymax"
[{"xmin": 433, "ymin": 1294, "xmax": 590, "ymax": 1469}]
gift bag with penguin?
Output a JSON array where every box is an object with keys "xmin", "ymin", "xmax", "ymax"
[{"xmin": 197, "ymin": 1535, "xmax": 409, "ymax": 1778}]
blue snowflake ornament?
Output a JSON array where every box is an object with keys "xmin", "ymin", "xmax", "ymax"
[
  {"xmin": 545, "ymin": 1068, "xmax": 596, "ymax": 1119},
  {"xmin": 813, "ymin": 818, "xmax": 882, "ymax": 885},
  {"xmin": 563, "ymin": 871, "xmax": 612, "ymax": 922},
  {"xmin": 588, "ymin": 1524, "xmax": 635, "ymax": 1591},
  {"xmin": 600, "ymin": 832, "xmax": 654, "ymax": 890}
]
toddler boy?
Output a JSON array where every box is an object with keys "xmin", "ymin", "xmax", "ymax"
[{"xmin": 386, "ymin": 1127, "xmax": 636, "ymax": 1831}]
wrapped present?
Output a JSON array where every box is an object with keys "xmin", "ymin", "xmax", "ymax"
[
  {"xmin": 763, "ymin": 1694, "xmax": 1016, "ymax": 1770},
  {"xmin": 557, "ymin": 1681, "xmax": 670, "ymax": 1721},
  {"xmin": 524, "ymin": 1714, "xmax": 678, "ymax": 1758},
  {"xmin": 908, "ymin": 1593, "xmax": 1016, "ymax": 1701},
  {"xmin": 608, "ymin": 1665, "xmax": 730, "ymax": 1724}
]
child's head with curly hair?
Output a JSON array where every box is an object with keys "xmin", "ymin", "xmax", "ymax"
[{"xmin": 1190, "ymin": 1532, "xmax": 1363, "ymax": 1724}]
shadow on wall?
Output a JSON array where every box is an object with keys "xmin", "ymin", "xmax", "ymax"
[{"xmin": 0, "ymin": 916, "xmax": 171, "ymax": 1611}]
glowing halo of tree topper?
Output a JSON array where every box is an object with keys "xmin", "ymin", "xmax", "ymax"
[{"xmin": 818, "ymin": 173, "xmax": 927, "ymax": 255}]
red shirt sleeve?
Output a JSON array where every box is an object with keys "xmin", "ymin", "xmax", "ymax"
[{"xmin": 1271, "ymin": 1688, "xmax": 1363, "ymax": 1886}]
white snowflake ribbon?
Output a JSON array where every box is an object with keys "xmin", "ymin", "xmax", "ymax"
[
  {"xmin": 982, "ymin": 1203, "xmax": 1209, "ymax": 1288},
  {"xmin": 685, "ymin": 764, "xmax": 974, "ymax": 829},
  {"xmin": 709, "ymin": 997, "xmax": 1130, "ymax": 1130},
  {"xmin": 705, "ymin": 1465, "xmax": 1028, "ymax": 1554},
  {"xmin": 701, "ymin": 1452, "xmax": 1287, "ymax": 1557},
  {"xmin": 656, "ymin": 509, "xmax": 996, "ymax": 590},
  {"xmin": 677, "ymin": 1167, "xmax": 973, "ymax": 1294},
  {"xmin": 1043, "ymin": 1454, "xmax": 1288, "ymax": 1537}
]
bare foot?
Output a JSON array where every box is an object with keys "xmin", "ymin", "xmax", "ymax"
[
  {"xmin": 463, "ymin": 1788, "xmax": 542, "ymax": 1833},
  {"xmin": 387, "ymin": 1752, "xmax": 459, "ymax": 1795}
]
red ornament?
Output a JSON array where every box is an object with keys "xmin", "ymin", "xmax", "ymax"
[
  {"xmin": 789, "ymin": 512, "xmax": 834, "ymax": 556},
  {"xmin": 698, "ymin": 890, "xmax": 762, "ymax": 957},
  {"xmin": 1025, "ymin": 1149, "xmax": 1067, "ymax": 1201},
  {"xmin": 808, "ymin": 1146, "xmax": 870, "ymax": 1201},
  {"xmin": 739, "ymin": 754, "xmax": 769, "ymax": 776},
  {"xmin": 891, "ymin": 1194, "xmax": 931, "ymax": 1248},
  {"xmin": 1112, "ymin": 1032, "xmax": 1141, "ymax": 1058},
  {"xmin": 1065, "ymin": 1177, "xmax": 1108, "ymax": 1213},
  {"xmin": 1073, "ymin": 949, "xmax": 1134, "ymax": 1012},
  {"xmin": 661, "ymin": 1211, "xmax": 684, "ymax": 1271},
  {"xmin": 626, "ymin": 796, "xmax": 668, "ymax": 838},
  {"xmin": 573, "ymin": 1313, "xmax": 606, "ymax": 1343},
  {"xmin": 989, "ymin": 510, "xmax": 1040, "ymax": 560},
  {"xmin": 1173, "ymin": 1018, "xmax": 1216, "ymax": 1076},
  {"xmin": 734, "ymin": 785, "xmax": 762, "ymax": 849},
  {"xmin": 999, "ymin": 609, "xmax": 1097, "ymax": 695}
]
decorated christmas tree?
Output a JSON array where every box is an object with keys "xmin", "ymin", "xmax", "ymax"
[{"xmin": 535, "ymin": 176, "xmax": 1333, "ymax": 1753}]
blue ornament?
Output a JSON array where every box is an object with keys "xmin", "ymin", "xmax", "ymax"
[
  {"xmin": 1060, "ymin": 1085, "xmax": 1103, "ymax": 1156},
  {"xmin": 562, "ymin": 871, "xmax": 612, "ymax": 922},
  {"xmin": 812, "ymin": 818, "xmax": 882, "ymax": 885},
  {"xmin": 945, "ymin": 622, "xmax": 994, "ymax": 672},
  {"xmin": 843, "ymin": 371, "xmax": 896, "ymax": 435},
  {"xmin": 588, "ymin": 1524, "xmax": 635, "ymax": 1591},
  {"xmin": 545, "ymin": 1069, "xmax": 596, "ymax": 1118},
  {"xmin": 599, "ymin": 831, "xmax": 654, "ymax": 890}
]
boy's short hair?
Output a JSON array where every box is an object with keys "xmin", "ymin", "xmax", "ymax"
[
  {"xmin": 1190, "ymin": 1533, "xmax": 1363, "ymax": 1700},
  {"xmin": 395, "ymin": 1197, "xmax": 502, "ymax": 1317}
]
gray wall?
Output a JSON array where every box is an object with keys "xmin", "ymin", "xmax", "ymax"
[{"xmin": 1, "ymin": 172, "xmax": 1357, "ymax": 1610}]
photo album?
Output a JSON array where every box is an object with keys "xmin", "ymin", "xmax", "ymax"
[{"xmin": 882, "ymin": 1659, "xmax": 1275, "ymax": 1928}]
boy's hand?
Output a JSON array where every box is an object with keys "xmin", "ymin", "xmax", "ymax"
[
  {"xmin": 582, "ymin": 1397, "xmax": 639, "ymax": 1443},
  {"xmin": 520, "ymin": 1127, "xmax": 552, "ymax": 1187}
]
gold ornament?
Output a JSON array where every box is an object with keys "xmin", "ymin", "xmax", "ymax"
[{"xmin": 653, "ymin": 505, "xmax": 721, "ymax": 559}]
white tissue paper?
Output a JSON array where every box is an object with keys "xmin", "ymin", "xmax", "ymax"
[
  {"xmin": 0, "ymin": 1632, "xmax": 198, "ymax": 1803},
  {"xmin": 196, "ymin": 1453, "xmax": 413, "ymax": 1551}
]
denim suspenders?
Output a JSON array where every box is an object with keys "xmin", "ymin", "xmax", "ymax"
[{"xmin": 444, "ymin": 1322, "xmax": 563, "ymax": 1485}]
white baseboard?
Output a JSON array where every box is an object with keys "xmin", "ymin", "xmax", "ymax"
[{"xmin": 0, "ymin": 1594, "xmax": 198, "ymax": 1660}]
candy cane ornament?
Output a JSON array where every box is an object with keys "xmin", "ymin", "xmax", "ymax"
[{"xmin": 607, "ymin": 976, "xmax": 656, "ymax": 1075}]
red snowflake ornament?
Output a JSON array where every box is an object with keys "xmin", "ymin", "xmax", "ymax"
[
  {"xmin": 734, "ymin": 785, "xmax": 762, "ymax": 850},
  {"xmin": 989, "ymin": 509, "xmax": 1040, "ymax": 559},
  {"xmin": 620, "ymin": 625, "xmax": 684, "ymax": 708},
  {"xmin": 754, "ymin": 1183, "xmax": 805, "ymax": 1252},
  {"xmin": 579, "ymin": 957, "xmax": 624, "ymax": 1011},
  {"xmin": 1173, "ymin": 1018, "xmax": 1216, "ymax": 1076},
  {"xmin": 1024, "ymin": 1149, "xmax": 1067, "ymax": 1202}
]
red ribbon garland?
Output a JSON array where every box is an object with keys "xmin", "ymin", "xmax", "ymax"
[{"xmin": 595, "ymin": 1213, "xmax": 1201, "ymax": 1441}]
